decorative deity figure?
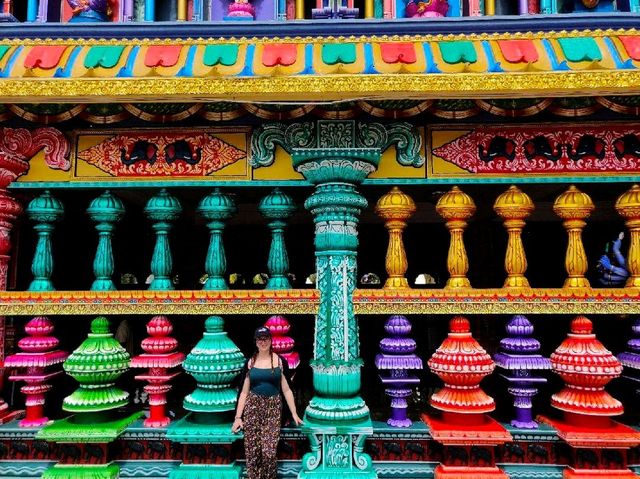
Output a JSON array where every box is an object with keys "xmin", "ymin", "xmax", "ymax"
[
  {"xmin": 405, "ymin": 0, "xmax": 448, "ymax": 17},
  {"xmin": 66, "ymin": 0, "xmax": 112, "ymax": 21},
  {"xmin": 597, "ymin": 232, "xmax": 630, "ymax": 286},
  {"xmin": 226, "ymin": 0, "xmax": 256, "ymax": 19}
]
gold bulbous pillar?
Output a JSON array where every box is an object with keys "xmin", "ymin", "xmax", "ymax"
[
  {"xmin": 494, "ymin": 185, "xmax": 534, "ymax": 289},
  {"xmin": 436, "ymin": 186, "xmax": 476, "ymax": 289},
  {"xmin": 553, "ymin": 185, "xmax": 594, "ymax": 289},
  {"xmin": 375, "ymin": 187, "xmax": 416, "ymax": 289},
  {"xmin": 615, "ymin": 184, "xmax": 640, "ymax": 288}
]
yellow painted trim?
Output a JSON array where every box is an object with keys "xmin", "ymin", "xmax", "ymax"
[{"xmin": 3, "ymin": 71, "xmax": 640, "ymax": 102}]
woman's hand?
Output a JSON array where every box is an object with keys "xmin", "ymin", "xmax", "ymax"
[
  {"xmin": 232, "ymin": 417, "xmax": 243, "ymax": 433},
  {"xmin": 292, "ymin": 414, "xmax": 304, "ymax": 427}
]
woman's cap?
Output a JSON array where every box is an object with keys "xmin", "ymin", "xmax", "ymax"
[{"xmin": 254, "ymin": 326, "xmax": 271, "ymax": 339}]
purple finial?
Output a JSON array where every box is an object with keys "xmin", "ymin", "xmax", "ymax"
[
  {"xmin": 375, "ymin": 315, "xmax": 423, "ymax": 427},
  {"xmin": 494, "ymin": 315, "xmax": 550, "ymax": 429},
  {"xmin": 618, "ymin": 319, "xmax": 640, "ymax": 387}
]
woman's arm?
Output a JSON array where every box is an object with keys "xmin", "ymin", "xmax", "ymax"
[
  {"xmin": 281, "ymin": 373, "xmax": 303, "ymax": 426},
  {"xmin": 232, "ymin": 376, "xmax": 250, "ymax": 433}
]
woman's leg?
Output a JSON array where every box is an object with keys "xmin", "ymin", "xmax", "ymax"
[
  {"xmin": 243, "ymin": 393, "xmax": 263, "ymax": 479},
  {"xmin": 261, "ymin": 395, "xmax": 282, "ymax": 479}
]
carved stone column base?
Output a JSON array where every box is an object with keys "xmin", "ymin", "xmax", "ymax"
[{"xmin": 299, "ymin": 418, "xmax": 376, "ymax": 479}]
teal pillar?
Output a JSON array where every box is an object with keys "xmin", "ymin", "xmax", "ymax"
[
  {"xmin": 87, "ymin": 190, "xmax": 125, "ymax": 291},
  {"xmin": 294, "ymin": 148, "xmax": 379, "ymax": 479},
  {"xmin": 258, "ymin": 188, "xmax": 296, "ymax": 290},
  {"xmin": 197, "ymin": 188, "xmax": 236, "ymax": 291},
  {"xmin": 27, "ymin": 191, "xmax": 64, "ymax": 292},
  {"xmin": 251, "ymin": 120, "xmax": 424, "ymax": 479},
  {"xmin": 144, "ymin": 189, "xmax": 182, "ymax": 291}
]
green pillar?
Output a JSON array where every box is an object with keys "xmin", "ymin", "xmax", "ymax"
[
  {"xmin": 251, "ymin": 120, "xmax": 424, "ymax": 479},
  {"xmin": 144, "ymin": 189, "xmax": 182, "ymax": 291},
  {"xmin": 295, "ymin": 148, "xmax": 379, "ymax": 479},
  {"xmin": 27, "ymin": 191, "xmax": 64, "ymax": 292},
  {"xmin": 258, "ymin": 188, "xmax": 296, "ymax": 290},
  {"xmin": 87, "ymin": 190, "xmax": 125, "ymax": 291},
  {"xmin": 197, "ymin": 188, "xmax": 236, "ymax": 291}
]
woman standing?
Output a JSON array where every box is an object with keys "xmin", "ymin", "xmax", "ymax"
[{"xmin": 232, "ymin": 326, "xmax": 303, "ymax": 479}]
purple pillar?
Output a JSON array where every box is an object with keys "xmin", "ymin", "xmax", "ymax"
[
  {"xmin": 494, "ymin": 315, "xmax": 550, "ymax": 429},
  {"xmin": 375, "ymin": 315, "xmax": 423, "ymax": 428}
]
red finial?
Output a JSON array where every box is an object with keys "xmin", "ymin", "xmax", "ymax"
[
  {"xmin": 264, "ymin": 315, "xmax": 299, "ymax": 370},
  {"xmin": 551, "ymin": 315, "xmax": 623, "ymax": 418},
  {"xmin": 428, "ymin": 316, "xmax": 495, "ymax": 415}
]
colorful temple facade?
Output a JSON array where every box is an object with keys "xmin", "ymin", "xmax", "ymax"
[{"xmin": 1, "ymin": 1, "xmax": 640, "ymax": 479}]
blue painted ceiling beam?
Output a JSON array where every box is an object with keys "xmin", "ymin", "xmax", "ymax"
[{"xmin": 1, "ymin": 13, "xmax": 639, "ymax": 39}]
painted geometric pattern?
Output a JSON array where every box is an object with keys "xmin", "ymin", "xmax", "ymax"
[
  {"xmin": 77, "ymin": 132, "xmax": 246, "ymax": 177},
  {"xmin": 433, "ymin": 124, "xmax": 640, "ymax": 174},
  {"xmin": 1, "ymin": 32, "xmax": 639, "ymax": 80}
]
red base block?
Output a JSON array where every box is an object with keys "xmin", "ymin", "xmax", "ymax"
[
  {"xmin": 539, "ymin": 416, "xmax": 640, "ymax": 448},
  {"xmin": 564, "ymin": 468, "xmax": 640, "ymax": 478},
  {"xmin": 422, "ymin": 413, "xmax": 512, "ymax": 446},
  {"xmin": 435, "ymin": 464, "xmax": 509, "ymax": 479}
]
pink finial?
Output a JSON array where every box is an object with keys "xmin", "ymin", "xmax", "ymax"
[
  {"xmin": 5, "ymin": 316, "xmax": 68, "ymax": 427},
  {"xmin": 131, "ymin": 316, "xmax": 184, "ymax": 428},
  {"xmin": 264, "ymin": 315, "xmax": 299, "ymax": 370}
]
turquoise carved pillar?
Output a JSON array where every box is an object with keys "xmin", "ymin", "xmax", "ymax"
[
  {"xmin": 198, "ymin": 188, "xmax": 236, "ymax": 291},
  {"xmin": 258, "ymin": 188, "xmax": 296, "ymax": 290},
  {"xmin": 27, "ymin": 191, "xmax": 64, "ymax": 292},
  {"xmin": 144, "ymin": 189, "xmax": 182, "ymax": 290},
  {"xmin": 251, "ymin": 120, "xmax": 423, "ymax": 479},
  {"xmin": 87, "ymin": 190, "xmax": 125, "ymax": 291}
]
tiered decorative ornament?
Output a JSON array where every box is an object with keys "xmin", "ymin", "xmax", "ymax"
[
  {"xmin": 264, "ymin": 315, "xmax": 300, "ymax": 370},
  {"xmin": 423, "ymin": 316, "xmax": 511, "ymax": 479},
  {"xmin": 38, "ymin": 317, "xmax": 141, "ymax": 479},
  {"xmin": 5, "ymin": 316, "xmax": 68, "ymax": 427},
  {"xmin": 131, "ymin": 316, "xmax": 185, "ymax": 428},
  {"xmin": 541, "ymin": 316, "xmax": 640, "ymax": 478},
  {"xmin": 167, "ymin": 316, "xmax": 245, "ymax": 479},
  {"xmin": 375, "ymin": 315, "xmax": 422, "ymax": 427},
  {"xmin": 494, "ymin": 315, "xmax": 550, "ymax": 429},
  {"xmin": 618, "ymin": 318, "xmax": 640, "ymax": 393}
]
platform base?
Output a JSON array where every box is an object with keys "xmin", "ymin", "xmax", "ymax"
[
  {"xmin": 435, "ymin": 465, "xmax": 509, "ymax": 479},
  {"xmin": 42, "ymin": 463, "xmax": 119, "ymax": 479},
  {"xmin": 564, "ymin": 468, "xmax": 639, "ymax": 478},
  {"xmin": 169, "ymin": 463, "xmax": 242, "ymax": 479}
]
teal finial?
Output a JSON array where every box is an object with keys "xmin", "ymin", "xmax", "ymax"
[
  {"xmin": 87, "ymin": 190, "xmax": 125, "ymax": 291},
  {"xmin": 144, "ymin": 189, "xmax": 182, "ymax": 290},
  {"xmin": 27, "ymin": 190, "xmax": 64, "ymax": 292},
  {"xmin": 62, "ymin": 317, "xmax": 130, "ymax": 413},
  {"xmin": 182, "ymin": 316, "xmax": 245, "ymax": 413},
  {"xmin": 258, "ymin": 188, "xmax": 296, "ymax": 290},
  {"xmin": 198, "ymin": 188, "xmax": 237, "ymax": 291}
]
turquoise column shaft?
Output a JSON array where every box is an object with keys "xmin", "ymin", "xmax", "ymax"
[
  {"xmin": 88, "ymin": 191, "xmax": 125, "ymax": 291},
  {"xmin": 150, "ymin": 225, "xmax": 174, "ymax": 290},
  {"xmin": 145, "ymin": 189, "xmax": 182, "ymax": 291},
  {"xmin": 29, "ymin": 224, "xmax": 55, "ymax": 291},
  {"xmin": 27, "ymin": 191, "xmax": 63, "ymax": 292},
  {"xmin": 145, "ymin": 0, "xmax": 155, "ymax": 20},
  {"xmin": 204, "ymin": 221, "xmax": 228, "ymax": 290},
  {"xmin": 631, "ymin": 0, "xmax": 640, "ymax": 12},
  {"xmin": 198, "ymin": 189, "xmax": 236, "ymax": 291},
  {"xmin": 27, "ymin": 0, "xmax": 38, "ymax": 21},
  {"xmin": 265, "ymin": 221, "xmax": 290, "ymax": 289}
]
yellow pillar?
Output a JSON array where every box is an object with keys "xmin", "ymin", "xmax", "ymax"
[
  {"xmin": 553, "ymin": 185, "xmax": 594, "ymax": 289},
  {"xmin": 436, "ymin": 186, "xmax": 476, "ymax": 289},
  {"xmin": 177, "ymin": 0, "xmax": 188, "ymax": 20},
  {"xmin": 364, "ymin": 0, "xmax": 374, "ymax": 17},
  {"xmin": 295, "ymin": 0, "xmax": 305, "ymax": 18},
  {"xmin": 494, "ymin": 185, "xmax": 534, "ymax": 289},
  {"xmin": 615, "ymin": 184, "xmax": 640, "ymax": 288},
  {"xmin": 485, "ymin": 0, "xmax": 495, "ymax": 14},
  {"xmin": 375, "ymin": 187, "xmax": 416, "ymax": 289}
]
